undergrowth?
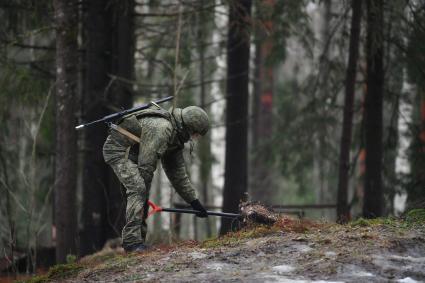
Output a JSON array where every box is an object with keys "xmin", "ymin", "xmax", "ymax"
[
  {"xmin": 405, "ymin": 208, "xmax": 425, "ymax": 225},
  {"xmin": 24, "ymin": 263, "xmax": 84, "ymax": 283},
  {"xmin": 350, "ymin": 209, "xmax": 425, "ymax": 230}
]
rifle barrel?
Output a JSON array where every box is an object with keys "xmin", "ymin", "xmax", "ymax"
[{"xmin": 75, "ymin": 96, "xmax": 174, "ymax": 130}]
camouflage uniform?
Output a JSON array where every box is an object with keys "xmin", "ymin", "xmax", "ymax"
[{"xmin": 103, "ymin": 106, "xmax": 206, "ymax": 250}]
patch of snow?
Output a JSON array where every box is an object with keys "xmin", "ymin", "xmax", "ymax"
[
  {"xmin": 204, "ymin": 262, "xmax": 233, "ymax": 271},
  {"xmin": 259, "ymin": 274, "xmax": 309, "ymax": 283},
  {"xmin": 272, "ymin": 264, "xmax": 296, "ymax": 274},
  {"xmin": 343, "ymin": 264, "xmax": 374, "ymax": 277},
  {"xmin": 355, "ymin": 271, "xmax": 374, "ymax": 277},
  {"xmin": 294, "ymin": 244, "xmax": 313, "ymax": 253},
  {"xmin": 157, "ymin": 256, "xmax": 171, "ymax": 265},
  {"xmin": 264, "ymin": 277, "xmax": 309, "ymax": 283},
  {"xmin": 324, "ymin": 251, "xmax": 336, "ymax": 257},
  {"xmin": 397, "ymin": 277, "xmax": 421, "ymax": 283},
  {"xmin": 373, "ymin": 254, "xmax": 425, "ymax": 275},
  {"xmin": 188, "ymin": 251, "xmax": 207, "ymax": 260},
  {"xmin": 245, "ymin": 238, "xmax": 268, "ymax": 247},
  {"xmin": 389, "ymin": 255, "xmax": 425, "ymax": 263},
  {"xmin": 261, "ymin": 274, "xmax": 344, "ymax": 283}
]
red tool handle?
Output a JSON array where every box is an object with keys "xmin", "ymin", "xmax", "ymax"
[
  {"xmin": 146, "ymin": 200, "xmax": 241, "ymax": 219},
  {"xmin": 147, "ymin": 200, "xmax": 163, "ymax": 218}
]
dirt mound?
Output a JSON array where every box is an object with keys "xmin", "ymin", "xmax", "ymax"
[{"xmin": 25, "ymin": 216, "xmax": 425, "ymax": 283}]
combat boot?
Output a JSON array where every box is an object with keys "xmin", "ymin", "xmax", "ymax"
[{"xmin": 124, "ymin": 243, "xmax": 149, "ymax": 253}]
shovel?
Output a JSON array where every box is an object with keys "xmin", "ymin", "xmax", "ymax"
[{"xmin": 147, "ymin": 200, "xmax": 242, "ymax": 219}]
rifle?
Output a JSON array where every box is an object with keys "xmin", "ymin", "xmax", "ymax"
[{"xmin": 75, "ymin": 96, "xmax": 174, "ymax": 130}]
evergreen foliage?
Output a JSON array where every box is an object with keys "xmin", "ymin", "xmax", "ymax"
[
  {"xmin": 1, "ymin": 0, "xmax": 425, "ymax": 276},
  {"xmin": 0, "ymin": 0, "xmax": 55, "ymax": 271}
]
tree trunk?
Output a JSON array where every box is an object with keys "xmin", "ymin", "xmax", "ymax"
[
  {"xmin": 407, "ymin": 88, "xmax": 425, "ymax": 209},
  {"xmin": 383, "ymin": 3, "xmax": 405, "ymax": 215},
  {"xmin": 80, "ymin": 0, "xmax": 134, "ymax": 255},
  {"xmin": 105, "ymin": 0, "xmax": 134, "ymax": 241},
  {"xmin": 79, "ymin": 0, "xmax": 111, "ymax": 255},
  {"xmin": 336, "ymin": 0, "xmax": 362, "ymax": 223},
  {"xmin": 220, "ymin": 0, "xmax": 252, "ymax": 235},
  {"xmin": 197, "ymin": 3, "xmax": 213, "ymax": 238},
  {"xmin": 363, "ymin": 0, "xmax": 384, "ymax": 218},
  {"xmin": 317, "ymin": 0, "xmax": 332, "ymax": 214},
  {"xmin": 406, "ymin": 6, "xmax": 425, "ymax": 210},
  {"xmin": 250, "ymin": 1, "xmax": 275, "ymax": 204},
  {"xmin": 53, "ymin": 0, "xmax": 78, "ymax": 263}
]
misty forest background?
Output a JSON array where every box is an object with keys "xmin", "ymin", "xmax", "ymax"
[{"xmin": 0, "ymin": 0, "xmax": 425, "ymax": 271}]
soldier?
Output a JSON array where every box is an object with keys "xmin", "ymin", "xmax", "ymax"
[{"xmin": 103, "ymin": 104, "xmax": 209, "ymax": 252}]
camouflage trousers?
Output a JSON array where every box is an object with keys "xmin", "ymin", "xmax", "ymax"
[{"xmin": 103, "ymin": 135, "xmax": 150, "ymax": 249}]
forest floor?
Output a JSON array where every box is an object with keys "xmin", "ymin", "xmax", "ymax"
[{"xmin": 23, "ymin": 209, "xmax": 425, "ymax": 283}]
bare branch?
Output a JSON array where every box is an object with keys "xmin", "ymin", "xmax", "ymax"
[{"xmin": 0, "ymin": 179, "xmax": 28, "ymax": 214}]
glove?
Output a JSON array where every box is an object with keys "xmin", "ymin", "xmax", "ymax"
[{"xmin": 190, "ymin": 199, "xmax": 208, "ymax": 218}]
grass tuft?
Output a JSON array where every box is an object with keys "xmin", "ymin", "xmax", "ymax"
[
  {"xmin": 24, "ymin": 263, "xmax": 83, "ymax": 283},
  {"xmin": 405, "ymin": 209, "xmax": 425, "ymax": 223},
  {"xmin": 202, "ymin": 215, "xmax": 319, "ymax": 248}
]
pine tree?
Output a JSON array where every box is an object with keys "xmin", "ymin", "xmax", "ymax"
[
  {"xmin": 53, "ymin": 0, "xmax": 79, "ymax": 263},
  {"xmin": 221, "ymin": 0, "xmax": 252, "ymax": 235}
]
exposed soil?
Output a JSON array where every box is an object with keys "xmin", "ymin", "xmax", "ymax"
[{"xmin": 26, "ymin": 215, "xmax": 425, "ymax": 283}]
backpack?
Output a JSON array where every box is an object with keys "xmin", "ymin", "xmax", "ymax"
[{"xmin": 117, "ymin": 106, "xmax": 172, "ymax": 139}]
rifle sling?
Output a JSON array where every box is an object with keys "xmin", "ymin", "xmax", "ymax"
[{"xmin": 109, "ymin": 123, "xmax": 141, "ymax": 144}]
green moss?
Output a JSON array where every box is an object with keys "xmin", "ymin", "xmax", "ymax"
[
  {"xmin": 46, "ymin": 263, "xmax": 83, "ymax": 279},
  {"xmin": 202, "ymin": 236, "xmax": 240, "ymax": 249},
  {"xmin": 405, "ymin": 209, "xmax": 425, "ymax": 224},
  {"xmin": 350, "ymin": 217, "xmax": 397, "ymax": 227},
  {"xmin": 202, "ymin": 225, "xmax": 278, "ymax": 248},
  {"xmin": 24, "ymin": 263, "xmax": 84, "ymax": 283},
  {"xmin": 84, "ymin": 251, "xmax": 119, "ymax": 265},
  {"xmin": 349, "ymin": 214, "xmax": 425, "ymax": 231},
  {"xmin": 19, "ymin": 276, "xmax": 45, "ymax": 283},
  {"xmin": 350, "ymin": 218, "xmax": 370, "ymax": 227},
  {"xmin": 100, "ymin": 254, "xmax": 139, "ymax": 272},
  {"xmin": 66, "ymin": 254, "xmax": 77, "ymax": 264},
  {"xmin": 404, "ymin": 208, "xmax": 425, "ymax": 232},
  {"xmin": 121, "ymin": 273, "xmax": 147, "ymax": 281}
]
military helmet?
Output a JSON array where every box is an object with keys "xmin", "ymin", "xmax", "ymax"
[{"xmin": 181, "ymin": 106, "xmax": 210, "ymax": 136}]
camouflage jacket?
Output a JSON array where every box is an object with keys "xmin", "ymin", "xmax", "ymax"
[{"xmin": 106, "ymin": 106, "xmax": 197, "ymax": 203}]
